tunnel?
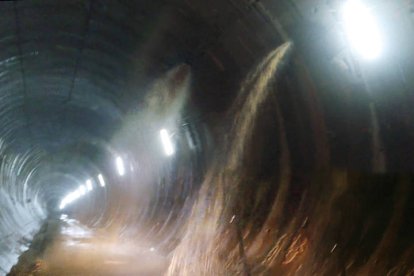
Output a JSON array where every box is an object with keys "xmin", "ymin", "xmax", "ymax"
[{"xmin": 1, "ymin": 0, "xmax": 414, "ymax": 275}]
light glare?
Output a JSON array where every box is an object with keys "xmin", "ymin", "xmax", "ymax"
[
  {"xmin": 98, "ymin": 174, "xmax": 105, "ymax": 187},
  {"xmin": 72, "ymin": 190, "xmax": 81, "ymax": 200},
  {"xmin": 79, "ymin": 185, "xmax": 86, "ymax": 196},
  {"xmin": 160, "ymin": 129, "xmax": 174, "ymax": 156},
  {"xmin": 342, "ymin": 0, "xmax": 382, "ymax": 59},
  {"xmin": 116, "ymin": 156, "xmax": 125, "ymax": 176},
  {"xmin": 59, "ymin": 179, "xmax": 95, "ymax": 210},
  {"xmin": 86, "ymin": 179, "xmax": 93, "ymax": 191}
]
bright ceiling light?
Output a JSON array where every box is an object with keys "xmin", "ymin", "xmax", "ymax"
[
  {"xmin": 86, "ymin": 179, "xmax": 93, "ymax": 191},
  {"xmin": 160, "ymin": 129, "xmax": 174, "ymax": 156},
  {"xmin": 59, "ymin": 182, "xmax": 91, "ymax": 210},
  {"xmin": 98, "ymin": 174, "xmax": 105, "ymax": 187},
  {"xmin": 71, "ymin": 190, "xmax": 81, "ymax": 201},
  {"xmin": 79, "ymin": 185, "xmax": 86, "ymax": 196},
  {"xmin": 59, "ymin": 190, "xmax": 81, "ymax": 210},
  {"xmin": 342, "ymin": 0, "xmax": 383, "ymax": 60},
  {"xmin": 116, "ymin": 156, "xmax": 125, "ymax": 176}
]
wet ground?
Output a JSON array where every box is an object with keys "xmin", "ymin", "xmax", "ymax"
[{"xmin": 16, "ymin": 216, "xmax": 169, "ymax": 275}]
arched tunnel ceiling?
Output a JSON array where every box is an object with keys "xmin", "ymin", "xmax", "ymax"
[
  {"xmin": 0, "ymin": 0, "xmax": 412, "ymax": 151},
  {"xmin": 0, "ymin": 0, "xmax": 280, "ymax": 147},
  {"xmin": 0, "ymin": 0, "xmax": 294, "ymax": 159},
  {"xmin": 1, "ymin": 0, "xmax": 414, "ymax": 274}
]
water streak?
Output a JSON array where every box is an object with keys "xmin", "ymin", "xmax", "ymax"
[{"xmin": 167, "ymin": 42, "xmax": 293, "ymax": 275}]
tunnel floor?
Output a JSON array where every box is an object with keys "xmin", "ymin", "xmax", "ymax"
[{"xmin": 12, "ymin": 216, "xmax": 169, "ymax": 275}]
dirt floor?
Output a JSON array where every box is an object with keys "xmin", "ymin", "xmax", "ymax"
[{"xmin": 9, "ymin": 216, "xmax": 168, "ymax": 276}]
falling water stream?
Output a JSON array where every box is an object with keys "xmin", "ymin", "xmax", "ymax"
[{"xmin": 167, "ymin": 42, "xmax": 293, "ymax": 275}]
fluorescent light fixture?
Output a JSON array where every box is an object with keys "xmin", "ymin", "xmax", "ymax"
[
  {"xmin": 59, "ymin": 190, "xmax": 80, "ymax": 210},
  {"xmin": 160, "ymin": 129, "xmax": 174, "ymax": 156},
  {"xmin": 72, "ymin": 190, "xmax": 81, "ymax": 200},
  {"xmin": 59, "ymin": 182, "xmax": 91, "ymax": 210},
  {"xmin": 79, "ymin": 185, "xmax": 86, "ymax": 196},
  {"xmin": 86, "ymin": 179, "xmax": 93, "ymax": 191},
  {"xmin": 98, "ymin": 174, "xmax": 105, "ymax": 187},
  {"xmin": 116, "ymin": 156, "xmax": 125, "ymax": 176},
  {"xmin": 342, "ymin": 0, "xmax": 383, "ymax": 59}
]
